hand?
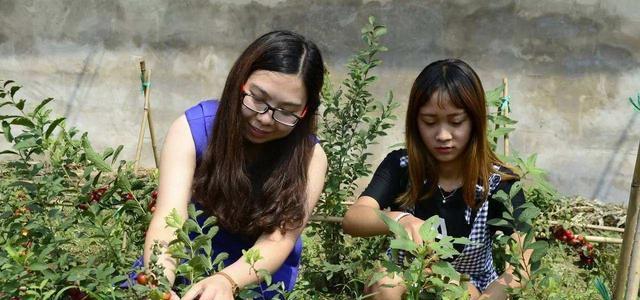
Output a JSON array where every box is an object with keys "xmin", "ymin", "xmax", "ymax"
[
  {"xmin": 180, "ymin": 274, "xmax": 235, "ymax": 300},
  {"xmin": 169, "ymin": 290, "xmax": 180, "ymax": 300},
  {"xmin": 397, "ymin": 214, "xmax": 425, "ymax": 245}
]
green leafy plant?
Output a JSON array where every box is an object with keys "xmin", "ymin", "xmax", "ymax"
[
  {"xmin": 304, "ymin": 15, "xmax": 399, "ymax": 296},
  {"xmin": 489, "ymin": 183, "xmax": 550, "ymax": 298},
  {"xmin": 0, "ymin": 80, "xmax": 157, "ymax": 299},
  {"xmin": 377, "ymin": 213, "xmax": 470, "ymax": 299}
]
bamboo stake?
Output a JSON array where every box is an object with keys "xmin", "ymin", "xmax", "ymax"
[
  {"xmin": 613, "ymin": 139, "xmax": 640, "ymax": 300},
  {"xmin": 584, "ymin": 235, "xmax": 623, "ymax": 244},
  {"xmin": 626, "ymin": 211, "xmax": 640, "ymax": 299},
  {"xmin": 549, "ymin": 220, "xmax": 625, "ymax": 233},
  {"xmin": 502, "ymin": 78, "xmax": 510, "ymax": 157},
  {"xmin": 133, "ymin": 61, "xmax": 159, "ymax": 170}
]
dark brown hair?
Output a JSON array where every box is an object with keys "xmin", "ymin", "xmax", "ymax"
[
  {"xmin": 192, "ymin": 31, "xmax": 324, "ymax": 238},
  {"xmin": 398, "ymin": 59, "xmax": 517, "ymax": 209}
]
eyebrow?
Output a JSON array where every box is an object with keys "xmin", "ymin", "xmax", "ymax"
[
  {"xmin": 248, "ymin": 84, "xmax": 303, "ymax": 108},
  {"xmin": 420, "ymin": 112, "xmax": 467, "ymax": 117}
]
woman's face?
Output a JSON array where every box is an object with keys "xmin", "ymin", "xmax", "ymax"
[
  {"xmin": 417, "ymin": 92, "xmax": 472, "ymax": 166},
  {"xmin": 241, "ymin": 70, "xmax": 307, "ymax": 144}
]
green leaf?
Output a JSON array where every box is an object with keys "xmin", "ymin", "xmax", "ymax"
[
  {"xmin": 10, "ymin": 85, "xmax": 21, "ymax": 97},
  {"xmin": 419, "ymin": 215, "xmax": 441, "ymax": 242},
  {"xmin": 487, "ymin": 218, "xmax": 511, "ymax": 227},
  {"xmin": 0, "ymin": 149, "xmax": 18, "ymax": 156},
  {"xmin": 82, "ymin": 133, "xmax": 111, "ymax": 172},
  {"xmin": 33, "ymin": 97, "xmax": 54, "ymax": 115},
  {"xmin": 44, "ymin": 117, "xmax": 65, "ymax": 139},
  {"xmin": 10, "ymin": 117, "xmax": 35, "ymax": 128},
  {"xmin": 189, "ymin": 255, "xmax": 212, "ymax": 272},
  {"xmin": 518, "ymin": 206, "xmax": 541, "ymax": 223},
  {"xmin": 15, "ymin": 99, "xmax": 26, "ymax": 110},
  {"xmin": 389, "ymin": 239, "xmax": 417, "ymax": 252},
  {"xmin": 111, "ymin": 145, "xmax": 124, "ymax": 164},
  {"xmin": 378, "ymin": 211, "xmax": 410, "ymax": 240},
  {"xmin": 165, "ymin": 209, "xmax": 184, "ymax": 229},
  {"xmin": 2, "ymin": 120, "xmax": 13, "ymax": 142},
  {"xmin": 13, "ymin": 137, "xmax": 37, "ymax": 150},
  {"xmin": 202, "ymin": 216, "xmax": 217, "ymax": 229},
  {"xmin": 431, "ymin": 261, "xmax": 460, "ymax": 281}
]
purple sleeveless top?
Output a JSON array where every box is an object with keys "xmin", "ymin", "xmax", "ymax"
[{"xmin": 185, "ymin": 100, "xmax": 303, "ymax": 296}]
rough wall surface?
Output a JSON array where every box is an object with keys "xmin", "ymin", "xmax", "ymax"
[{"xmin": 1, "ymin": 0, "xmax": 639, "ymax": 204}]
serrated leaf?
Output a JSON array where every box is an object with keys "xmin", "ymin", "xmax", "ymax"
[
  {"xmin": 431, "ymin": 261, "xmax": 460, "ymax": 281},
  {"xmin": 389, "ymin": 239, "xmax": 417, "ymax": 252},
  {"xmin": 165, "ymin": 209, "xmax": 184, "ymax": 229}
]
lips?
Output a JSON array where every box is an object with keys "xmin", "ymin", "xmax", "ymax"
[
  {"xmin": 248, "ymin": 124, "xmax": 272, "ymax": 138},
  {"xmin": 434, "ymin": 146, "xmax": 454, "ymax": 154}
]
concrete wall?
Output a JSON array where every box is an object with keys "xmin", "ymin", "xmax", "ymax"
[{"xmin": 1, "ymin": 0, "xmax": 639, "ymax": 204}]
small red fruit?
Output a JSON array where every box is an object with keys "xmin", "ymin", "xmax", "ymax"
[
  {"xmin": 563, "ymin": 230, "xmax": 573, "ymax": 241},
  {"xmin": 77, "ymin": 203, "xmax": 90, "ymax": 210},
  {"xmin": 136, "ymin": 272, "xmax": 148, "ymax": 285},
  {"xmin": 124, "ymin": 193, "xmax": 134, "ymax": 201},
  {"xmin": 162, "ymin": 291, "xmax": 172, "ymax": 300},
  {"xmin": 151, "ymin": 190, "xmax": 158, "ymax": 200},
  {"xmin": 148, "ymin": 199, "xmax": 156, "ymax": 212}
]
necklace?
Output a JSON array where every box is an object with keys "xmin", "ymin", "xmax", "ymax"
[{"xmin": 438, "ymin": 185, "xmax": 459, "ymax": 203}]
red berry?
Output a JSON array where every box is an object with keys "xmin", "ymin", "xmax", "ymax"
[
  {"xmin": 125, "ymin": 193, "xmax": 134, "ymax": 201},
  {"xmin": 77, "ymin": 203, "xmax": 90, "ymax": 210},
  {"xmin": 586, "ymin": 243, "xmax": 593, "ymax": 251},
  {"xmin": 68, "ymin": 287, "xmax": 88, "ymax": 300},
  {"xmin": 151, "ymin": 190, "xmax": 158, "ymax": 200},
  {"xmin": 148, "ymin": 199, "xmax": 156, "ymax": 212},
  {"xmin": 136, "ymin": 272, "xmax": 148, "ymax": 285}
]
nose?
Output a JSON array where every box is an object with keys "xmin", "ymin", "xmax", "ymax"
[
  {"xmin": 255, "ymin": 109, "xmax": 275, "ymax": 126},
  {"xmin": 435, "ymin": 126, "xmax": 452, "ymax": 142}
]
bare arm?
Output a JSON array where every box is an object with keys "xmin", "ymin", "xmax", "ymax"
[
  {"xmin": 343, "ymin": 196, "xmax": 427, "ymax": 244},
  {"xmin": 181, "ymin": 143, "xmax": 328, "ymax": 299},
  {"xmin": 143, "ymin": 114, "xmax": 194, "ymax": 284}
]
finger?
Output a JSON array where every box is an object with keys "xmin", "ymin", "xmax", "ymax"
[
  {"xmin": 180, "ymin": 285, "xmax": 203, "ymax": 300},
  {"xmin": 170, "ymin": 291, "xmax": 180, "ymax": 300},
  {"xmin": 198, "ymin": 287, "xmax": 217, "ymax": 300},
  {"xmin": 411, "ymin": 228, "xmax": 423, "ymax": 246}
]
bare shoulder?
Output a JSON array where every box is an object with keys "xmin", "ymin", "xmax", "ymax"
[
  {"xmin": 310, "ymin": 143, "xmax": 328, "ymax": 167},
  {"xmin": 163, "ymin": 114, "xmax": 195, "ymax": 159}
]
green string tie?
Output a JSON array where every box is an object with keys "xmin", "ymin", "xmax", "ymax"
[
  {"xmin": 499, "ymin": 95, "xmax": 511, "ymax": 111},
  {"xmin": 140, "ymin": 73, "xmax": 150, "ymax": 93}
]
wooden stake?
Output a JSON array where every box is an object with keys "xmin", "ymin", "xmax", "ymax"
[
  {"xmin": 613, "ymin": 139, "xmax": 640, "ymax": 300},
  {"xmin": 549, "ymin": 220, "xmax": 625, "ymax": 233},
  {"xmin": 502, "ymin": 78, "xmax": 510, "ymax": 157},
  {"xmin": 134, "ymin": 61, "xmax": 159, "ymax": 170},
  {"xmin": 626, "ymin": 211, "xmax": 640, "ymax": 299},
  {"xmin": 584, "ymin": 235, "xmax": 623, "ymax": 244}
]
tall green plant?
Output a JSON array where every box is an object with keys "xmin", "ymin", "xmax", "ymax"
[{"xmin": 307, "ymin": 15, "xmax": 398, "ymax": 294}]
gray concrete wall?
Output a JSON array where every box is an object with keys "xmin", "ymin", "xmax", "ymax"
[{"xmin": 1, "ymin": 0, "xmax": 639, "ymax": 204}]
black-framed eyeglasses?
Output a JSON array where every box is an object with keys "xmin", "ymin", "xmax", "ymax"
[{"xmin": 241, "ymin": 92, "xmax": 306, "ymax": 127}]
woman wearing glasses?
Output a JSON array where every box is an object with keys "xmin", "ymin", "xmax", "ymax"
[{"xmin": 145, "ymin": 31, "xmax": 327, "ymax": 300}]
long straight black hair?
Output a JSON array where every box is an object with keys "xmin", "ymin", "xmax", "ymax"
[{"xmin": 192, "ymin": 31, "xmax": 325, "ymax": 238}]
